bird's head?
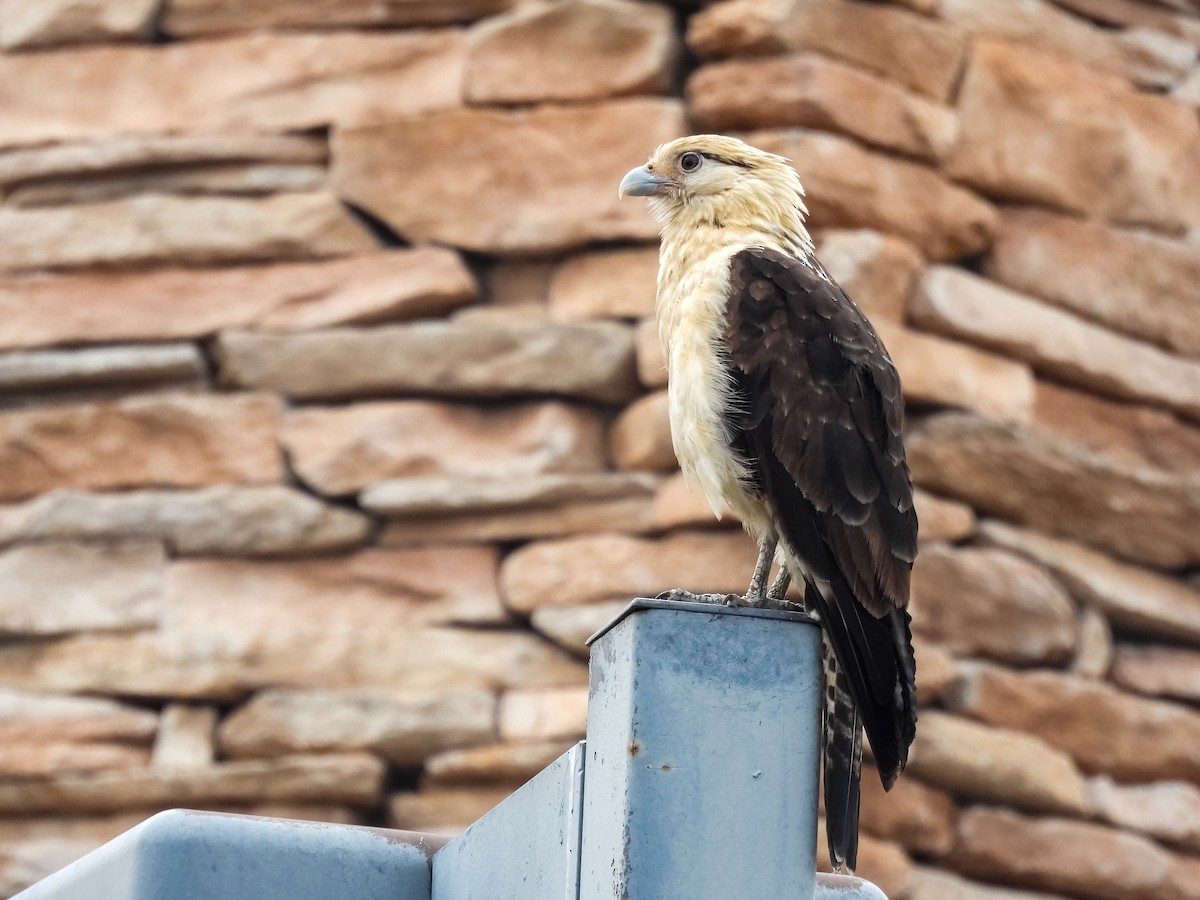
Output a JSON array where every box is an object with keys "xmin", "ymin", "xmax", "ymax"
[{"xmin": 619, "ymin": 135, "xmax": 812, "ymax": 252}]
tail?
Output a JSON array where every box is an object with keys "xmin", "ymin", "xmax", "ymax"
[{"xmin": 821, "ymin": 632, "xmax": 862, "ymax": 872}]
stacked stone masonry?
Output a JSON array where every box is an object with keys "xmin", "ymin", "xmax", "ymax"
[{"xmin": 1, "ymin": 0, "xmax": 1200, "ymax": 897}]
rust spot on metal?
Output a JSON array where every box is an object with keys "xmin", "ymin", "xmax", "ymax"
[{"xmin": 628, "ymin": 740, "xmax": 641, "ymax": 756}]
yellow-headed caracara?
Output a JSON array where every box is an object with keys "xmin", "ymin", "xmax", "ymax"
[{"xmin": 619, "ymin": 135, "xmax": 917, "ymax": 872}]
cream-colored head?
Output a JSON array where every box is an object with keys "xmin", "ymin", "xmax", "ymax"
[{"xmin": 619, "ymin": 134, "xmax": 813, "ymax": 255}]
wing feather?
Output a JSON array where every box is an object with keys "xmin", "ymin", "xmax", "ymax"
[{"xmin": 723, "ymin": 247, "xmax": 918, "ymax": 822}]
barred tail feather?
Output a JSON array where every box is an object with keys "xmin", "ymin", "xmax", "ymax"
[{"xmin": 822, "ymin": 633, "xmax": 862, "ymax": 873}]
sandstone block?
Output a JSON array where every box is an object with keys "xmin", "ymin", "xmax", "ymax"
[
  {"xmin": 498, "ymin": 687, "xmax": 589, "ymax": 743},
  {"xmin": 0, "ymin": 249, "xmax": 476, "ymax": 352},
  {"xmin": 389, "ymin": 787, "xmax": 511, "ymax": 832},
  {"xmin": 483, "ymin": 260, "xmax": 555, "ymax": 308},
  {"xmin": 747, "ymin": 129, "xmax": 997, "ymax": 261},
  {"xmin": 0, "ymin": 31, "xmax": 465, "ymax": 148},
  {"xmin": 220, "ymin": 688, "xmax": 497, "ymax": 766},
  {"xmin": 945, "ymin": 40, "xmax": 1200, "ymax": 231},
  {"xmin": 465, "ymin": 0, "xmax": 678, "ymax": 104},
  {"xmin": 908, "ymin": 413, "xmax": 1200, "ymax": 568},
  {"xmin": 332, "ymin": 99, "xmax": 685, "ymax": 254},
  {"xmin": 0, "ymin": 541, "xmax": 162, "ymax": 637},
  {"xmin": 937, "ymin": 0, "xmax": 1195, "ymax": 89},
  {"xmin": 282, "ymin": 401, "xmax": 605, "ymax": 497},
  {"xmin": 151, "ymin": 704, "xmax": 216, "ymax": 770},
  {"xmin": 913, "ymin": 490, "xmax": 975, "ymax": 545},
  {"xmin": 501, "ymin": 531, "xmax": 759, "ymax": 614},
  {"xmin": 1115, "ymin": 26, "xmax": 1199, "ymax": 89},
  {"xmin": 0, "ymin": 627, "xmax": 586, "ymax": 701},
  {"xmin": 910, "ymin": 545, "xmax": 1077, "ymax": 665},
  {"xmin": 1111, "ymin": 645, "xmax": 1200, "ymax": 703},
  {"xmin": 0, "ymin": 688, "xmax": 157, "ymax": 744},
  {"xmin": 986, "ymin": 208, "xmax": 1200, "ymax": 360},
  {"xmin": 1176, "ymin": 66, "xmax": 1200, "ymax": 108},
  {"xmin": 859, "ymin": 775, "xmax": 956, "ymax": 857},
  {"xmin": 875, "ymin": 321, "xmax": 1035, "ymax": 425},
  {"xmin": 0, "ymin": 344, "xmax": 203, "ymax": 396},
  {"xmin": 0, "ymin": 753, "xmax": 386, "ymax": 815},
  {"xmin": 0, "ymin": 688, "xmax": 158, "ymax": 774},
  {"xmin": 0, "ymin": 392, "xmax": 281, "ymax": 502},
  {"xmin": 688, "ymin": 0, "xmax": 967, "ymax": 100},
  {"xmin": 910, "ymin": 867, "xmax": 1077, "ymax": 900},
  {"xmin": 689, "ymin": 53, "xmax": 958, "ymax": 162},
  {"xmin": 1030, "ymin": 380, "xmax": 1200, "ymax": 477},
  {"xmin": 0, "ymin": 134, "xmax": 326, "ymax": 190},
  {"xmin": 423, "ymin": 740, "xmax": 574, "ymax": 787},
  {"xmin": 7, "ymin": 162, "xmax": 328, "ymax": 208},
  {"xmin": 0, "ymin": 0, "xmax": 157, "ymax": 49},
  {"xmin": 216, "ymin": 320, "xmax": 638, "ymax": 404},
  {"xmin": 164, "ymin": 547, "xmax": 508, "ymax": 633},
  {"xmin": 947, "ymin": 663, "xmax": 1200, "ymax": 783},
  {"xmin": 164, "ymin": 0, "xmax": 513, "ymax": 36},
  {"xmin": 368, "ymin": 472, "xmax": 659, "ymax": 541},
  {"xmin": 378, "ymin": 496, "xmax": 658, "ymax": 545},
  {"xmin": 0, "ymin": 485, "xmax": 369, "ymax": 557},
  {"xmin": 361, "ymin": 473, "xmax": 659, "ymax": 518},
  {"xmin": 1085, "ymin": 776, "xmax": 1200, "ymax": 854},
  {"xmin": 548, "ymin": 247, "xmax": 658, "ymax": 321},
  {"xmin": 609, "ymin": 391, "xmax": 677, "ymax": 472},
  {"xmin": 531, "ymin": 600, "xmax": 630, "ymax": 653},
  {"xmin": 951, "ymin": 806, "xmax": 1200, "ymax": 900},
  {"xmin": 1048, "ymin": 0, "xmax": 1200, "ymax": 36},
  {"xmin": 913, "ymin": 267, "xmax": 1200, "ymax": 421},
  {"xmin": 0, "ymin": 741, "xmax": 150, "ymax": 778},
  {"xmin": 908, "ymin": 711, "xmax": 1085, "ymax": 815},
  {"xmin": 977, "ymin": 521, "xmax": 1200, "ymax": 644},
  {"xmin": 814, "ymin": 230, "xmax": 922, "ymax": 324},
  {"xmin": 0, "ymin": 193, "xmax": 374, "ymax": 272},
  {"xmin": 1071, "ymin": 606, "xmax": 1113, "ymax": 680}
]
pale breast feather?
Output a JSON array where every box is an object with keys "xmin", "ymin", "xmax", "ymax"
[{"xmin": 656, "ymin": 245, "xmax": 773, "ymax": 536}]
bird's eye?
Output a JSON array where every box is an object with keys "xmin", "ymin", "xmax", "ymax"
[{"xmin": 679, "ymin": 152, "xmax": 702, "ymax": 173}]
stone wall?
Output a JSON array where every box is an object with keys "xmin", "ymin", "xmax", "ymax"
[{"xmin": 2, "ymin": 0, "xmax": 1200, "ymax": 897}]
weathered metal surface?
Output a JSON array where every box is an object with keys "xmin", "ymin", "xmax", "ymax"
[
  {"xmin": 579, "ymin": 598, "xmax": 825, "ymax": 900},
  {"xmin": 13, "ymin": 809, "xmax": 435, "ymax": 900},
  {"xmin": 433, "ymin": 742, "xmax": 585, "ymax": 900}
]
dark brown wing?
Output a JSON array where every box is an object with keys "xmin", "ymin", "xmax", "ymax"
[{"xmin": 725, "ymin": 247, "xmax": 918, "ymax": 864}]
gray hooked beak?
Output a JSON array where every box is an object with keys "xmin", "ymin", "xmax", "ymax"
[{"xmin": 619, "ymin": 165, "xmax": 673, "ymax": 198}]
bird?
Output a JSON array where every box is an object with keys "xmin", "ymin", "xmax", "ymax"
[{"xmin": 618, "ymin": 135, "xmax": 918, "ymax": 872}]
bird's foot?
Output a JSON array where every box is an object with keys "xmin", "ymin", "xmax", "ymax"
[
  {"xmin": 741, "ymin": 587, "xmax": 769, "ymax": 608},
  {"xmin": 656, "ymin": 588, "xmax": 743, "ymax": 607}
]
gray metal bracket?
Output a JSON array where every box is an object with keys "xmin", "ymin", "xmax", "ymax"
[{"xmin": 13, "ymin": 808, "xmax": 438, "ymax": 900}]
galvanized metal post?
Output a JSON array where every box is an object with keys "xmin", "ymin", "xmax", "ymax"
[{"xmin": 578, "ymin": 598, "xmax": 824, "ymax": 900}]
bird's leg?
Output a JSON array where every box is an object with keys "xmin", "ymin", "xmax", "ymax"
[
  {"xmin": 767, "ymin": 566, "xmax": 792, "ymax": 604},
  {"xmin": 742, "ymin": 534, "xmax": 778, "ymax": 607}
]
